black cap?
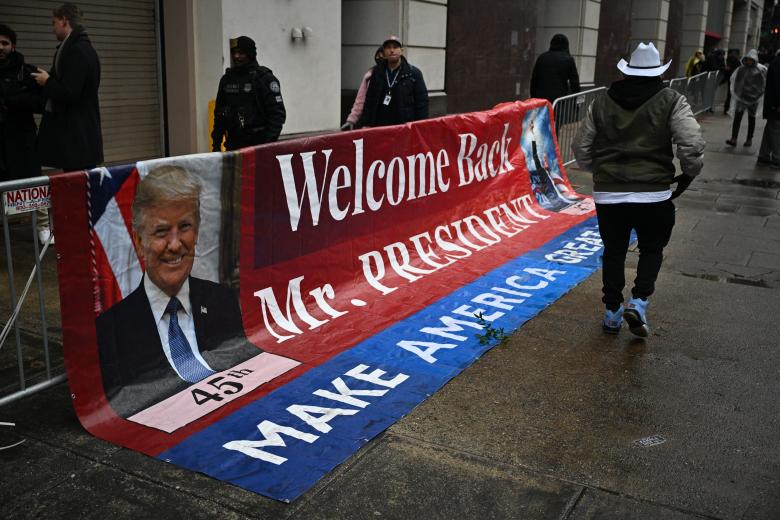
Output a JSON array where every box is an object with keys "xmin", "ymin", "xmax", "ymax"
[
  {"xmin": 230, "ymin": 35, "xmax": 257, "ymax": 59},
  {"xmin": 0, "ymin": 23, "xmax": 17, "ymax": 45}
]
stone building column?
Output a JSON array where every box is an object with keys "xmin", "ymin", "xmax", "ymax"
[
  {"xmin": 719, "ymin": 0, "xmax": 734, "ymax": 51},
  {"xmin": 730, "ymin": 0, "xmax": 750, "ymax": 53},
  {"xmin": 747, "ymin": 1, "xmax": 764, "ymax": 50},
  {"xmin": 678, "ymin": 0, "xmax": 709, "ymax": 77},
  {"xmin": 729, "ymin": 0, "xmax": 764, "ymax": 54},
  {"xmin": 630, "ymin": 0, "xmax": 670, "ymax": 56}
]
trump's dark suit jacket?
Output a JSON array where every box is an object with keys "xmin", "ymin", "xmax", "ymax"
[{"xmin": 96, "ymin": 276, "xmax": 261, "ymax": 418}]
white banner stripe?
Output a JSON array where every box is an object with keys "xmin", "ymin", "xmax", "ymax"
[{"xmin": 95, "ymin": 198, "xmax": 142, "ymax": 298}]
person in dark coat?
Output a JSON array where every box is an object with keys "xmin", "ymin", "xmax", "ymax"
[
  {"xmin": 704, "ymin": 48, "xmax": 726, "ymax": 114},
  {"xmin": 32, "ymin": 3, "xmax": 103, "ymax": 172},
  {"xmin": 0, "ymin": 24, "xmax": 43, "ymax": 182},
  {"xmin": 704, "ymin": 48, "xmax": 725, "ymax": 74},
  {"xmin": 723, "ymin": 49, "xmax": 741, "ymax": 115},
  {"xmin": 531, "ymin": 34, "xmax": 580, "ymax": 137},
  {"xmin": 211, "ymin": 36, "xmax": 286, "ymax": 151},
  {"xmin": 758, "ymin": 51, "xmax": 780, "ymax": 168},
  {"xmin": 530, "ymin": 34, "xmax": 580, "ymax": 103},
  {"xmin": 726, "ymin": 49, "xmax": 766, "ymax": 148},
  {"xmin": 359, "ymin": 36, "xmax": 428, "ymax": 128}
]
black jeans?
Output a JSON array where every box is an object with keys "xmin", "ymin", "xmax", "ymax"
[
  {"xmin": 731, "ymin": 101, "xmax": 758, "ymax": 141},
  {"xmin": 595, "ymin": 200, "xmax": 675, "ymax": 309}
]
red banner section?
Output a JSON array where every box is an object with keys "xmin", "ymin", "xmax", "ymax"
[
  {"xmin": 238, "ymin": 100, "xmax": 590, "ymax": 364},
  {"xmin": 51, "ymin": 99, "xmax": 594, "ymax": 463}
]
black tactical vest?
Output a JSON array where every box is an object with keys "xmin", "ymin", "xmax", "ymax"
[{"xmin": 219, "ymin": 65, "xmax": 266, "ymax": 137}]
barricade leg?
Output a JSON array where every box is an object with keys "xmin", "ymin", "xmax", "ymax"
[
  {"xmin": 31, "ymin": 211, "xmax": 52, "ymax": 379},
  {"xmin": 2, "ymin": 211, "xmax": 25, "ymax": 391}
]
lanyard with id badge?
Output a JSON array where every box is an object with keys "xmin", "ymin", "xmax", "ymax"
[{"xmin": 384, "ymin": 68, "xmax": 401, "ymax": 105}]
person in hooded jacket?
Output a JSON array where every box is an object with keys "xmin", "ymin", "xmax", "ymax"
[
  {"xmin": 703, "ymin": 49, "xmax": 726, "ymax": 113},
  {"xmin": 31, "ymin": 3, "xmax": 103, "ymax": 172},
  {"xmin": 757, "ymin": 50, "xmax": 780, "ymax": 167},
  {"xmin": 530, "ymin": 34, "xmax": 580, "ymax": 102},
  {"xmin": 685, "ymin": 50, "xmax": 705, "ymax": 78},
  {"xmin": 704, "ymin": 48, "xmax": 725, "ymax": 74},
  {"xmin": 726, "ymin": 49, "xmax": 766, "ymax": 147},
  {"xmin": 531, "ymin": 34, "xmax": 580, "ymax": 136},
  {"xmin": 211, "ymin": 36, "xmax": 286, "ymax": 151},
  {"xmin": 723, "ymin": 49, "xmax": 741, "ymax": 115},
  {"xmin": 573, "ymin": 42, "xmax": 704, "ymax": 338},
  {"xmin": 358, "ymin": 36, "xmax": 428, "ymax": 128},
  {"xmin": 0, "ymin": 24, "xmax": 43, "ymax": 183}
]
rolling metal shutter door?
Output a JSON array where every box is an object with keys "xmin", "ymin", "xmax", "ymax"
[{"xmin": 0, "ymin": 0, "xmax": 163, "ymax": 166}]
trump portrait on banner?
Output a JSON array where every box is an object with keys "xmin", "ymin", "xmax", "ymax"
[{"xmin": 96, "ymin": 165, "xmax": 260, "ymax": 418}]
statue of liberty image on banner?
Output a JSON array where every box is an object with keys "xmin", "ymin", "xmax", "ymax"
[{"xmin": 520, "ymin": 107, "xmax": 583, "ymax": 212}]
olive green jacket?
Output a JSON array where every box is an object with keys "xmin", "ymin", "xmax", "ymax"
[{"xmin": 573, "ymin": 88, "xmax": 705, "ymax": 192}]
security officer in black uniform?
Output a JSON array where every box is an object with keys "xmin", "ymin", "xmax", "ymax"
[{"xmin": 211, "ymin": 36, "xmax": 286, "ymax": 151}]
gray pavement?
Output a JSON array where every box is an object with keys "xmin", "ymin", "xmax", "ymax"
[{"xmin": 1, "ymin": 109, "xmax": 779, "ymax": 519}]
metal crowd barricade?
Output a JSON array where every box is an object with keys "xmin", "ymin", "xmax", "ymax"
[
  {"xmin": 668, "ymin": 76, "xmax": 689, "ymax": 97},
  {"xmin": 0, "ymin": 176, "xmax": 65, "ymax": 407},
  {"xmin": 553, "ymin": 73, "xmax": 722, "ymax": 165},
  {"xmin": 667, "ymin": 71, "xmax": 722, "ymax": 116},
  {"xmin": 701, "ymin": 70, "xmax": 721, "ymax": 114},
  {"xmin": 551, "ymin": 86, "xmax": 607, "ymax": 166},
  {"xmin": 686, "ymin": 71, "xmax": 709, "ymax": 114}
]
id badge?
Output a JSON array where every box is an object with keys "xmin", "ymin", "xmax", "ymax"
[{"xmin": 383, "ymin": 94, "xmax": 392, "ymax": 105}]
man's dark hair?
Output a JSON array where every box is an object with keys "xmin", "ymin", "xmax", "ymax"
[
  {"xmin": 53, "ymin": 3, "xmax": 84, "ymax": 30},
  {"xmin": 0, "ymin": 23, "xmax": 17, "ymax": 45}
]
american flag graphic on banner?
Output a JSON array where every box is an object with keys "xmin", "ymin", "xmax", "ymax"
[{"xmin": 88, "ymin": 164, "xmax": 143, "ymax": 315}]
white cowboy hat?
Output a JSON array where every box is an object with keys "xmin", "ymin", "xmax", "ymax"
[{"xmin": 616, "ymin": 42, "xmax": 672, "ymax": 77}]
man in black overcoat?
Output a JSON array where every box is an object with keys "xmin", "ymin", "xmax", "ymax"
[
  {"xmin": 530, "ymin": 33, "xmax": 580, "ymax": 103},
  {"xmin": 32, "ymin": 3, "xmax": 103, "ymax": 171}
]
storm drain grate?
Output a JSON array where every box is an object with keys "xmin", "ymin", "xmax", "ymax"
[
  {"xmin": 732, "ymin": 178, "xmax": 780, "ymax": 189},
  {"xmin": 681, "ymin": 272, "xmax": 770, "ymax": 288}
]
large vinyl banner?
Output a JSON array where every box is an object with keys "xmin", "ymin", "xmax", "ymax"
[{"xmin": 52, "ymin": 99, "xmax": 603, "ymax": 502}]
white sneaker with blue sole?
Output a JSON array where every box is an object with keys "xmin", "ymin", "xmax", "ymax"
[
  {"xmin": 602, "ymin": 305, "xmax": 624, "ymax": 334},
  {"xmin": 624, "ymin": 297, "xmax": 649, "ymax": 337}
]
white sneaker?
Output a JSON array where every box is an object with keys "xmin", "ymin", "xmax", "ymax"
[{"xmin": 38, "ymin": 228, "xmax": 54, "ymax": 245}]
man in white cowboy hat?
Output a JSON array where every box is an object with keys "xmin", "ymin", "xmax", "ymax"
[{"xmin": 573, "ymin": 42, "xmax": 705, "ymax": 338}]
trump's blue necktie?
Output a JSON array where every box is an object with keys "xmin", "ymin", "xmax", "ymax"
[{"xmin": 165, "ymin": 297, "xmax": 214, "ymax": 383}]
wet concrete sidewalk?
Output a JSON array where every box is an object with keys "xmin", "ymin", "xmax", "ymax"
[{"xmin": 1, "ymin": 110, "xmax": 779, "ymax": 519}]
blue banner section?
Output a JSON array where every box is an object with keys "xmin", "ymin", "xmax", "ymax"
[{"xmin": 158, "ymin": 217, "xmax": 603, "ymax": 502}]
